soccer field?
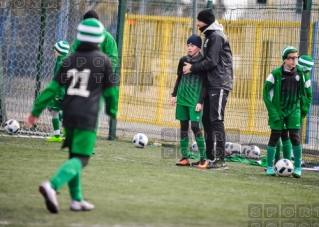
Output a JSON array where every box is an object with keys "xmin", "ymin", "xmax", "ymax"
[{"xmin": 0, "ymin": 137, "xmax": 318, "ymax": 227}]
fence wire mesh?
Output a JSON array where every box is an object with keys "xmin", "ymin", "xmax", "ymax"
[{"xmin": 1, "ymin": 0, "xmax": 319, "ymax": 165}]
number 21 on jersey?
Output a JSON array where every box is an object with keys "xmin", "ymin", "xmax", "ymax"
[{"xmin": 66, "ymin": 68, "xmax": 91, "ymax": 97}]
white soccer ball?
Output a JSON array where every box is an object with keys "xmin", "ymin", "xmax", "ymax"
[
  {"xmin": 249, "ymin": 145, "xmax": 260, "ymax": 158},
  {"xmin": 132, "ymin": 133, "xmax": 148, "ymax": 148},
  {"xmin": 230, "ymin": 143, "xmax": 241, "ymax": 155},
  {"xmin": 191, "ymin": 141, "xmax": 198, "ymax": 152},
  {"xmin": 241, "ymin": 145, "xmax": 251, "ymax": 157},
  {"xmin": 225, "ymin": 142, "xmax": 233, "ymax": 157},
  {"xmin": 275, "ymin": 159, "xmax": 294, "ymax": 177},
  {"xmin": 4, "ymin": 119, "xmax": 20, "ymax": 135}
]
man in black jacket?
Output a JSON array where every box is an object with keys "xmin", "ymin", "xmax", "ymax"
[{"xmin": 183, "ymin": 9, "xmax": 233, "ymax": 169}]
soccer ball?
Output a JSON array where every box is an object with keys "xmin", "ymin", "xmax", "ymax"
[
  {"xmin": 275, "ymin": 159, "xmax": 294, "ymax": 177},
  {"xmin": 249, "ymin": 145, "xmax": 260, "ymax": 158},
  {"xmin": 4, "ymin": 119, "xmax": 20, "ymax": 135},
  {"xmin": 230, "ymin": 143, "xmax": 241, "ymax": 155},
  {"xmin": 225, "ymin": 142, "xmax": 233, "ymax": 156},
  {"xmin": 241, "ymin": 145, "xmax": 251, "ymax": 157},
  {"xmin": 132, "ymin": 133, "xmax": 148, "ymax": 148},
  {"xmin": 191, "ymin": 141, "xmax": 198, "ymax": 152}
]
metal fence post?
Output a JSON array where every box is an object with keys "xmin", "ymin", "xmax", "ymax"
[
  {"xmin": 35, "ymin": 0, "xmax": 47, "ymax": 100},
  {"xmin": 299, "ymin": 0, "xmax": 312, "ymax": 143},
  {"xmin": 0, "ymin": 8, "xmax": 7, "ymax": 124},
  {"xmin": 108, "ymin": 0, "xmax": 127, "ymax": 140},
  {"xmin": 192, "ymin": 0, "xmax": 197, "ymax": 34}
]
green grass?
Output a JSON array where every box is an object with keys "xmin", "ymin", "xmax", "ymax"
[{"xmin": 0, "ymin": 137, "xmax": 319, "ymax": 227}]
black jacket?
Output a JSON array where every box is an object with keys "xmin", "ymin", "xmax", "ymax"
[{"xmin": 190, "ymin": 21, "xmax": 233, "ymax": 91}]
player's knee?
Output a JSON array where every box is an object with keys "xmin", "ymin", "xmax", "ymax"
[
  {"xmin": 190, "ymin": 122, "xmax": 201, "ymax": 136},
  {"xmin": 71, "ymin": 154, "xmax": 90, "ymax": 168},
  {"xmin": 180, "ymin": 120, "xmax": 189, "ymax": 133},
  {"xmin": 281, "ymin": 130, "xmax": 289, "ymax": 141},
  {"xmin": 79, "ymin": 156, "xmax": 89, "ymax": 168},
  {"xmin": 289, "ymin": 133, "xmax": 300, "ymax": 146},
  {"xmin": 268, "ymin": 131, "xmax": 281, "ymax": 147}
]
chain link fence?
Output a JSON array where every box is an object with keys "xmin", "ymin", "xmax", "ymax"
[{"xmin": 1, "ymin": 0, "xmax": 319, "ymax": 164}]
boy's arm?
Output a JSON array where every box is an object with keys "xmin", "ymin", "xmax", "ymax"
[
  {"xmin": 56, "ymin": 86, "xmax": 66, "ymax": 101},
  {"xmin": 304, "ymin": 72, "xmax": 313, "ymax": 102},
  {"xmin": 71, "ymin": 38, "xmax": 80, "ymax": 53},
  {"xmin": 171, "ymin": 58, "xmax": 184, "ymax": 97},
  {"xmin": 103, "ymin": 86, "xmax": 119, "ymax": 118},
  {"xmin": 27, "ymin": 58, "xmax": 66, "ymax": 126},
  {"xmin": 102, "ymin": 56, "xmax": 119, "ymax": 118},
  {"xmin": 101, "ymin": 29, "xmax": 119, "ymax": 73},
  {"xmin": 31, "ymin": 81, "xmax": 62, "ymax": 117},
  {"xmin": 301, "ymin": 72, "xmax": 313, "ymax": 118},
  {"xmin": 262, "ymin": 74, "xmax": 280, "ymax": 122},
  {"xmin": 54, "ymin": 59, "xmax": 66, "ymax": 101}
]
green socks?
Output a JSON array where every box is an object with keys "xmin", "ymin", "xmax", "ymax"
[
  {"xmin": 275, "ymin": 140, "xmax": 282, "ymax": 162},
  {"xmin": 267, "ymin": 146, "xmax": 276, "ymax": 167},
  {"xmin": 292, "ymin": 145, "xmax": 302, "ymax": 167},
  {"xmin": 50, "ymin": 158, "xmax": 83, "ymax": 201},
  {"xmin": 58, "ymin": 111, "xmax": 63, "ymax": 122},
  {"xmin": 68, "ymin": 171, "xmax": 82, "ymax": 202},
  {"xmin": 275, "ymin": 139, "xmax": 293, "ymax": 161},
  {"xmin": 282, "ymin": 140, "xmax": 292, "ymax": 160},
  {"xmin": 195, "ymin": 136, "xmax": 206, "ymax": 160},
  {"xmin": 180, "ymin": 138, "xmax": 189, "ymax": 158}
]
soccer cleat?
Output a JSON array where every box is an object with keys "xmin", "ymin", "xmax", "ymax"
[
  {"xmin": 206, "ymin": 159, "xmax": 218, "ymax": 169},
  {"xmin": 191, "ymin": 160, "xmax": 200, "ymax": 167},
  {"xmin": 292, "ymin": 167, "xmax": 302, "ymax": 178},
  {"xmin": 221, "ymin": 160, "xmax": 227, "ymax": 167},
  {"xmin": 45, "ymin": 135, "xmax": 63, "ymax": 142},
  {"xmin": 70, "ymin": 200, "xmax": 95, "ymax": 211},
  {"xmin": 197, "ymin": 160, "xmax": 208, "ymax": 169},
  {"xmin": 175, "ymin": 158, "xmax": 190, "ymax": 166},
  {"xmin": 39, "ymin": 181, "xmax": 59, "ymax": 213},
  {"xmin": 266, "ymin": 167, "xmax": 276, "ymax": 176},
  {"xmin": 206, "ymin": 159, "xmax": 228, "ymax": 169}
]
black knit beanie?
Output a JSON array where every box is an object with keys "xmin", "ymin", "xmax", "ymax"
[
  {"xmin": 197, "ymin": 9, "xmax": 215, "ymax": 25},
  {"xmin": 187, "ymin": 34, "xmax": 202, "ymax": 49},
  {"xmin": 83, "ymin": 10, "xmax": 99, "ymax": 20}
]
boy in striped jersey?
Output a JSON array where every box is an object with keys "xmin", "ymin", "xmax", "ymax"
[
  {"xmin": 46, "ymin": 41, "xmax": 70, "ymax": 142},
  {"xmin": 263, "ymin": 46, "xmax": 312, "ymax": 178},
  {"xmin": 171, "ymin": 34, "xmax": 207, "ymax": 168},
  {"xmin": 26, "ymin": 18, "xmax": 118, "ymax": 213},
  {"xmin": 274, "ymin": 55, "xmax": 314, "ymax": 162}
]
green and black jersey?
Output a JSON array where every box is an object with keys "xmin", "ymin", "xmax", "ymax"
[
  {"xmin": 171, "ymin": 54, "xmax": 206, "ymax": 107},
  {"xmin": 281, "ymin": 67, "xmax": 300, "ymax": 117},
  {"xmin": 263, "ymin": 65, "xmax": 312, "ymax": 128}
]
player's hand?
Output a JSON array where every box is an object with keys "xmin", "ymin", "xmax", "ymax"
[
  {"xmin": 170, "ymin": 97, "xmax": 176, "ymax": 106},
  {"xmin": 26, "ymin": 114, "xmax": 38, "ymax": 128},
  {"xmin": 195, "ymin": 103, "xmax": 202, "ymax": 112},
  {"xmin": 183, "ymin": 62, "xmax": 192, "ymax": 74},
  {"xmin": 55, "ymin": 98, "xmax": 59, "ymax": 102}
]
